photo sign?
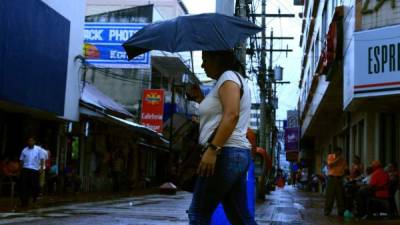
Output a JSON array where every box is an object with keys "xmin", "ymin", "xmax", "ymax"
[{"xmin": 84, "ymin": 23, "xmax": 150, "ymax": 68}]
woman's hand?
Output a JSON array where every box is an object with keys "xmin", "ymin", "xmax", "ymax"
[
  {"xmin": 187, "ymin": 84, "xmax": 204, "ymax": 103},
  {"xmin": 197, "ymin": 148, "xmax": 217, "ymax": 177}
]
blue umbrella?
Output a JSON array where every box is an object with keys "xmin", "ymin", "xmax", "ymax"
[{"xmin": 123, "ymin": 13, "xmax": 262, "ymax": 60}]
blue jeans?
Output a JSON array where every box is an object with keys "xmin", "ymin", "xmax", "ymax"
[{"xmin": 188, "ymin": 147, "xmax": 258, "ymax": 225}]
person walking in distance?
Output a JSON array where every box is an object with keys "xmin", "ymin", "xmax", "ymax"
[
  {"xmin": 324, "ymin": 147, "xmax": 347, "ymax": 216},
  {"xmin": 188, "ymin": 50, "xmax": 257, "ymax": 225},
  {"xmin": 19, "ymin": 137, "xmax": 45, "ymax": 207}
]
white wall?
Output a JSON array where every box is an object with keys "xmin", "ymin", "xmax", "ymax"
[
  {"xmin": 361, "ymin": 0, "xmax": 400, "ymax": 30},
  {"xmin": 42, "ymin": 0, "xmax": 87, "ymax": 121},
  {"xmin": 86, "ymin": 0, "xmax": 186, "ymax": 19}
]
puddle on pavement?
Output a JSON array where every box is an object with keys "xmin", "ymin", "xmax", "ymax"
[
  {"xmin": 293, "ymin": 203, "xmax": 305, "ymax": 210},
  {"xmin": 270, "ymin": 221, "xmax": 304, "ymax": 225},
  {"xmin": 275, "ymin": 207, "xmax": 298, "ymax": 215},
  {"xmin": 41, "ymin": 213, "xmax": 70, "ymax": 218},
  {"xmin": 0, "ymin": 213, "xmax": 26, "ymax": 218}
]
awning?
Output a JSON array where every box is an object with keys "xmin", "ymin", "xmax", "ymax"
[
  {"xmin": 80, "ymin": 82, "xmax": 133, "ymax": 118},
  {"xmin": 106, "ymin": 114, "xmax": 169, "ymax": 145},
  {"xmin": 79, "ymin": 82, "xmax": 169, "ymax": 146}
]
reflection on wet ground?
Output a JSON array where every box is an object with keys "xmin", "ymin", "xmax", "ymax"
[{"xmin": 0, "ymin": 187, "xmax": 399, "ymax": 224}]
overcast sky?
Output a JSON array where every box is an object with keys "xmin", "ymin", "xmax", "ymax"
[{"xmin": 181, "ymin": 0, "xmax": 302, "ymax": 120}]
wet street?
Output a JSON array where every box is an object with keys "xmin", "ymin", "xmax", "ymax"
[{"xmin": 1, "ymin": 186, "xmax": 399, "ymax": 225}]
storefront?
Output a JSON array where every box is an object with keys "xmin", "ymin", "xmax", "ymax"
[
  {"xmin": 344, "ymin": 24, "xmax": 400, "ymax": 166},
  {"xmin": 0, "ymin": 105, "xmax": 65, "ymax": 165},
  {"xmin": 78, "ymin": 83, "xmax": 169, "ymax": 192}
]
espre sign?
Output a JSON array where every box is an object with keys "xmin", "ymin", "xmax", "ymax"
[
  {"xmin": 368, "ymin": 43, "xmax": 400, "ymax": 74},
  {"xmin": 354, "ymin": 25, "xmax": 400, "ymax": 97}
]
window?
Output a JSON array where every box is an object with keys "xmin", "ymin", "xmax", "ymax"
[
  {"xmin": 250, "ymin": 122, "xmax": 259, "ymax": 127},
  {"xmin": 315, "ymin": 33, "xmax": 320, "ymax": 69},
  {"xmin": 379, "ymin": 113, "xmax": 396, "ymax": 165},
  {"xmin": 322, "ymin": 4, "xmax": 328, "ymax": 43},
  {"xmin": 331, "ymin": 0, "xmax": 337, "ymax": 17},
  {"xmin": 311, "ymin": 44, "xmax": 315, "ymax": 75}
]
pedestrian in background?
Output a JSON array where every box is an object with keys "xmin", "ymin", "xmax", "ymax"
[
  {"xmin": 188, "ymin": 50, "xmax": 257, "ymax": 225},
  {"xmin": 19, "ymin": 137, "xmax": 45, "ymax": 207},
  {"xmin": 324, "ymin": 147, "xmax": 347, "ymax": 216}
]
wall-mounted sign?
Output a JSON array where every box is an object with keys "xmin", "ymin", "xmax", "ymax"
[
  {"xmin": 354, "ymin": 24, "xmax": 400, "ymax": 98},
  {"xmin": 140, "ymin": 89, "xmax": 164, "ymax": 133},
  {"xmin": 84, "ymin": 23, "xmax": 150, "ymax": 68},
  {"xmin": 285, "ymin": 127, "xmax": 299, "ymax": 152}
]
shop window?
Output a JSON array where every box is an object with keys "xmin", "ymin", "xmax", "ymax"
[
  {"xmin": 352, "ymin": 124, "xmax": 357, "ymax": 157},
  {"xmin": 379, "ymin": 114, "xmax": 396, "ymax": 166},
  {"xmin": 71, "ymin": 137, "xmax": 80, "ymax": 160},
  {"xmin": 357, "ymin": 120, "xmax": 365, "ymax": 158}
]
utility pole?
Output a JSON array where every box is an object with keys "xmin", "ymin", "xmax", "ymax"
[
  {"xmin": 251, "ymin": 3, "xmax": 294, "ymax": 158},
  {"xmin": 258, "ymin": 0, "xmax": 267, "ymax": 150},
  {"xmin": 235, "ymin": 0, "xmax": 247, "ymax": 70}
]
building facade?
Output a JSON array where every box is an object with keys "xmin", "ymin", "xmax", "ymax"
[
  {"xmin": 85, "ymin": 0, "xmax": 195, "ymax": 120},
  {"xmin": 0, "ymin": 0, "xmax": 86, "ymax": 168},
  {"xmin": 82, "ymin": 0, "xmax": 198, "ymax": 190},
  {"xmin": 298, "ymin": 0, "xmax": 400, "ymax": 174}
]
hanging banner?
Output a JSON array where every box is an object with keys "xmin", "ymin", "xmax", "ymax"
[
  {"xmin": 84, "ymin": 23, "xmax": 150, "ymax": 68},
  {"xmin": 285, "ymin": 127, "xmax": 299, "ymax": 152},
  {"xmin": 140, "ymin": 89, "xmax": 164, "ymax": 133}
]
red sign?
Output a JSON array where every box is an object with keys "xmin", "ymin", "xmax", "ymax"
[{"xmin": 140, "ymin": 89, "xmax": 164, "ymax": 133}]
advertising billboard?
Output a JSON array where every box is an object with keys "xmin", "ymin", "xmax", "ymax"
[
  {"xmin": 354, "ymin": 25, "xmax": 400, "ymax": 98},
  {"xmin": 84, "ymin": 23, "xmax": 150, "ymax": 68},
  {"xmin": 140, "ymin": 89, "xmax": 165, "ymax": 133},
  {"xmin": 285, "ymin": 127, "xmax": 299, "ymax": 152}
]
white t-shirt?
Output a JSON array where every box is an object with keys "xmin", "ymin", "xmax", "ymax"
[
  {"xmin": 198, "ymin": 70, "xmax": 251, "ymax": 149},
  {"xmin": 19, "ymin": 145, "xmax": 45, "ymax": 171}
]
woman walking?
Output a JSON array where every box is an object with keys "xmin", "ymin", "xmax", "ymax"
[{"xmin": 188, "ymin": 50, "xmax": 257, "ymax": 225}]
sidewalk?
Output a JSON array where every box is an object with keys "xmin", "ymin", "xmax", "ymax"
[
  {"xmin": 257, "ymin": 185, "xmax": 400, "ymax": 225},
  {"xmin": 0, "ymin": 188, "xmax": 159, "ymax": 212},
  {"xmin": 2, "ymin": 185, "xmax": 399, "ymax": 224}
]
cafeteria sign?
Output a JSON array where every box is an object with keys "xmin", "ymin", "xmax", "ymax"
[
  {"xmin": 140, "ymin": 89, "xmax": 164, "ymax": 133},
  {"xmin": 84, "ymin": 23, "xmax": 150, "ymax": 68}
]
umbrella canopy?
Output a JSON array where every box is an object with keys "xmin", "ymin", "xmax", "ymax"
[{"xmin": 123, "ymin": 13, "xmax": 262, "ymax": 59}]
